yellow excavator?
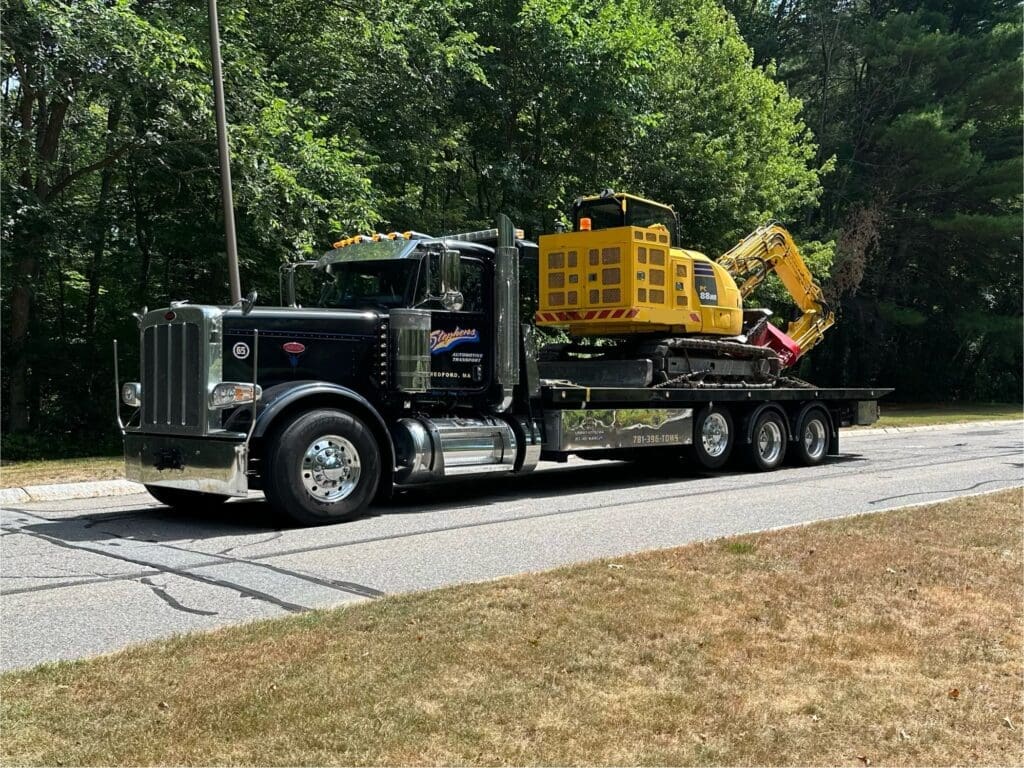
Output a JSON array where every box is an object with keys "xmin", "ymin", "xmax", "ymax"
[{"xmin": 534, "ymin": 191, "xmax": 834, "ymax": 385}]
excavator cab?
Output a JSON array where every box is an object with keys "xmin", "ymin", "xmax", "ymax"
[{"xmin": 572, "ymin": 191, "xmax": 679, "ymax": 246}]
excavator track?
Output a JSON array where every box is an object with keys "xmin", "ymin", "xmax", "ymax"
[
  {"xmin": 538, "ymin": 335, "xmax": 814, "ymax": 389},
  {"xmin": 634, "ymin": 337, "xmax": 793, "ymax": 388},
  {"xmin": 631, "ymin": 336, "xmax": 778, "ymax": 360}
]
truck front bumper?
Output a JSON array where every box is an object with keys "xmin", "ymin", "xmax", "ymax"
[{"xmin": 124, "ymin": 432, "xmax": 249, "ymax": 497}]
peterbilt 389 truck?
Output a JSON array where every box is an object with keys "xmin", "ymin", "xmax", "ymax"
[{"xmin": 116, "ymin": 193, "xmax": 888, "ymax": 525}]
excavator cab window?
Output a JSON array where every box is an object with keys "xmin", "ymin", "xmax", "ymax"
[{"xmin": 572, "ymin": 193, "xmax": 678, "ymax": 245}]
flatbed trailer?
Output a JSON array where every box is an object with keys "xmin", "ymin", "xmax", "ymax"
[
  {"xmin": 542, "ymin": 384, "xmax": 887, "ymax": 409},
  {"xmin": 534, "ymin": 384, "xmax": 887, "ymax": 466}
]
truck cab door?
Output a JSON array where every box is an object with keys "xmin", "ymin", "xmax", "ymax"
[{"xmin": 422, "ymin": 253, "xmax": 492, "ymax": 393}]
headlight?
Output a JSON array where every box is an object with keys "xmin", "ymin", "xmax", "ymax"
[
  {"xmin": 121, "ymin": 382, "xmax": 142, "ymax": 407},
  {"xmin": 209, "ymin": 382, "xmax": 262, "ymax": 409}
]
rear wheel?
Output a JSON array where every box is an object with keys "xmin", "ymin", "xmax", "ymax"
[
  {"xmin": 264, "ymin": 408, "xmax": 380, "ymax": 526},
  {"xmin": 685, "ymin": 406, "xmax": 735, "ymax": 470},
  {"xmin": 145, "ymin": 485, "xmax": 230, "ymax": 511},
  {"xmin": 743, "ymin": 410, "xmax": 788, "ymax": 471},
  {"xmin": 793, "ymin": 407, "xmax": 830, "ymax": 466}
]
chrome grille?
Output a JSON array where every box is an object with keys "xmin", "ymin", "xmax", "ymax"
[{"xmin": 142, "ymin": 322, "xmax": 203, "ymax": 429}]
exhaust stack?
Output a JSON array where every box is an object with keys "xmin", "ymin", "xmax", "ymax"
[{"xmin": 494, "ymin": 214, "xmax": 520, "ymax": 411}]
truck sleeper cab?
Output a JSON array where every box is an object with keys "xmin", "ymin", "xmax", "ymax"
[{"xmin": 118, "ymin": 215, "xmax": 888, "ymax": 526}]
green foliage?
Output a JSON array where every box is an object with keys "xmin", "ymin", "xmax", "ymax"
[
  {"xmin": 726, "ymin": 0, "xmax": 1022, "ymax": 401},
  {"xmin": 630, "ymin": 0, "xmax": 830, "ymax": 252},
  {"xmin": 2, "ymin": 0, "xmax": 1018, "ymax": 455},
  {"xmin": 749, "ymin": 238, "xmax": 834, "ymax": 311}
]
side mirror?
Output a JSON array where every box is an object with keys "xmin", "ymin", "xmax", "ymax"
[
  {"xmin": 439, "ymin": 249, "xmax": 463, "ymax": 311},
  {"xmin": 241, "ymin": 289, "xmax": 258, "ymax": 315}
]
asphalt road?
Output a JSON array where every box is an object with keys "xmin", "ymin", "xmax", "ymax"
[{"xmin": 2, "ymin": 421, "xmax": 1021, "ymax": 671}]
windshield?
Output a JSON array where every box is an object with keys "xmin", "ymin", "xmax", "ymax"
[
  {"xmin": 317, "ymin": 259, "xmax": 422, "ymax": 309},
  {"xmin": 628, "ymin": 200, "xmax": 676, "ymax": 235},
  {"xmin": 575, "ymin": 196, "xmax": 677, "ymax": 244},
  {"xmin": 575, "ymin": 199, "xmax": 623, "ymax": 230}
]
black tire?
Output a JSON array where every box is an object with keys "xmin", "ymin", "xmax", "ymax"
[
  {"xmin": 793, "ymin": 407, "xmax": 831, "ymax": 466},
  {"xmin": 263, "ymin": 408, "xmax": 380, "ymax": 526},
  {"xmin": 685, "ymin": 406, "xmax": 735, "ymax": 470},
  {"xmin": 742, "ymin": 409, "xmax": 788, "ymax": 471},
  {"xmin": 145, "ymin": 485, "xmax": 230, "ymax": 511}
]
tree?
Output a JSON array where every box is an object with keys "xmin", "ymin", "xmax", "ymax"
[
  {"xmin": 726, "ymin": 0, "xmax": 1022, "ymax": 399},
  {"xmin": 0, "ymin": 0, "xmax": 854, "ymax": 456}
]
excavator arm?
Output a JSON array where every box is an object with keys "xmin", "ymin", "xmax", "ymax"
[{"xmin": 717, "ymin": 223, "xmax": 834, "ymax": 365}]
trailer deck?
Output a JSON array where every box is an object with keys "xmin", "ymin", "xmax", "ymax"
[{"xmin": 541, "ymin": 384, "xmax": 892, "ymax": 409}]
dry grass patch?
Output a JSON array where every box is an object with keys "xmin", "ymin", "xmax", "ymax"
[
  {"xmin": 2, "ymin": 489, "xmax": 1022, "ymax": 766},
  {"xmin": 0, "ymin": 456, "xmax": 123, "ymax": 488},
  {"xmin": 875, "ymin": 402, "xmax": 1022, "ymax": 428}
]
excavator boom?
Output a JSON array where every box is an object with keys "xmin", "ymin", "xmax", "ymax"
[{"xmin": 717, "ymin": 223, "xmax": 834, "ymax": 364}]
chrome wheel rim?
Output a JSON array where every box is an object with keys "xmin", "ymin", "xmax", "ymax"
[
  {"xmin": 701, "ymin": 413, "xmax": 730, "ymax": 458},
  {"xmin": 803, "ymin": 418, "xmax": 827, "ymax": 460},
  {"xmin": 301, "ymin": 434, "xmax": 361, "ymax": 502},
  {"xmin": 756, "ymin": 420, "xmax": 783, "ymax": 464}
]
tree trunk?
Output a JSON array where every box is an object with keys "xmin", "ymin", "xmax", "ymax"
[
  {"xmin": 7, "ymin": 260, "xmax": 36, "ymax": 433},
  {"xmin": 84, "ymin": 100, "xmax": 123, "ymax": 340},
  {"xmin": 130, "ymin": 166, "xmax": 154, "ymax": 305},
  {"xmin": 7, "ymin": 79, "xmax": 69, "ymax": 433}
]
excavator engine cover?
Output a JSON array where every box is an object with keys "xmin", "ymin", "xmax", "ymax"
[{"xmin": 535, "ymin": 225, "xmax": 742, "ymax": 337}]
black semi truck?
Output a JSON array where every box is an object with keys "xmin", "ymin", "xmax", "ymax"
[{"xmin": 116, "ymin": 214, "xmax": 887, "ymax": 525}]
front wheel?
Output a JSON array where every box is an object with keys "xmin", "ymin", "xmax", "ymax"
[
  {"xmin": 145, "ymin": 485, "xmax": 230, "ymax": 511},
  {"xmin": 685, "ymin": 406, "xmax": 735, "ymax": 470},
  {"xmin": 263, "ymin": 408, "xmax": 381, "ymax": 526}
]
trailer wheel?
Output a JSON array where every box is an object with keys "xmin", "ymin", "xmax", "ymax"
[
  {"xmin": 793, "ymin": 407, "xmax": 830, "ymax": 466},
  {"xmin": 145, "ymin": 485, "xmax": 229, "ymax": 511},
  {"xmin": 686, "ymin": 406, "xmax": 735, "ymax": 470},
  {"xmin": 743, "ymin": 410, "xmax": 788, "ymax": 471},
  {"xmin": 264, "ymin": 408, "xmax": 380, "ymax": 526}
]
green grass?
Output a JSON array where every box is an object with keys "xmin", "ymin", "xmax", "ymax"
[
  {"xmin": 721, "ymin": 539, "xmax": 756, "ymax": 555},
  {"xmin": 2, "ymin": 489, "xmax": 1021, "ymax": 766},
  {"xmin": 875, "ymin": 402, "xmax": 1022, "ymax": 428},
  {"xmin": 0, "ymin": 456, "xmax": 124, "ymax": 488}
]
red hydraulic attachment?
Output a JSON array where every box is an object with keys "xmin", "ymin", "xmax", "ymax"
[{"xmin": 750, "ymin": 321, "xmax": 802, "ymax": 368}]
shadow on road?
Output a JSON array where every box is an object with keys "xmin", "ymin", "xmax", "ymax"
[{"xmin": 11, "ymin": 454, "xmax": 866, "ymax": 546}]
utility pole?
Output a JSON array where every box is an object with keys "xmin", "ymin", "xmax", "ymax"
[{"xmin": 208, "ymin": 0, "xmax": 242, "ymax": 303}]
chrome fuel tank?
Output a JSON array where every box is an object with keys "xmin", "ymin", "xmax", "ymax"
[{"xmin": 393, "ymin": 416, "xmax": 520, "ymax": 483}]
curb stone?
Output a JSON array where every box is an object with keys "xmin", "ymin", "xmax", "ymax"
[
  {"xmin": 0, "ymin": 479, "xmax": 144, "ymax": 506},
  {"xmin": 846, "ymin": 418, "xmax": 1022, "ymax": 436},
  {"xmin": 1, "ymin": 420, "xmax": 1020, "ymax": 505}
]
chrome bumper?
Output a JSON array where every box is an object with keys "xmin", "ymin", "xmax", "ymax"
[{"xmin": 124, "ymin": 432, "xmax": 249, "ymax": 496}]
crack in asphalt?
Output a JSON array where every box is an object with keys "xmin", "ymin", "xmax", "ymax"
[
  {"xmin": 139, "ymin": 577, "xmax": 218, "ymax": 617},
  {"xmin": 217, "ymin": 531, "xmax": 283, "ymax": 557},
  {"xmin": 84, "ymin": 525, "xmax": 385, "ymax": 600},
  {"xmin": 2, "ymin": 511, "xmax": 384, "ymax": 603},
  {"xmin": 869, "ymin": 478, "xmax": 1012, "ymax": 505},
  {"xmin": 0, "ymin": 570, "xmax": 162, "ymax": 596},
  {"xmin": 2, "ymin": 521, "xmax": 310, "ymax": 614}
]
